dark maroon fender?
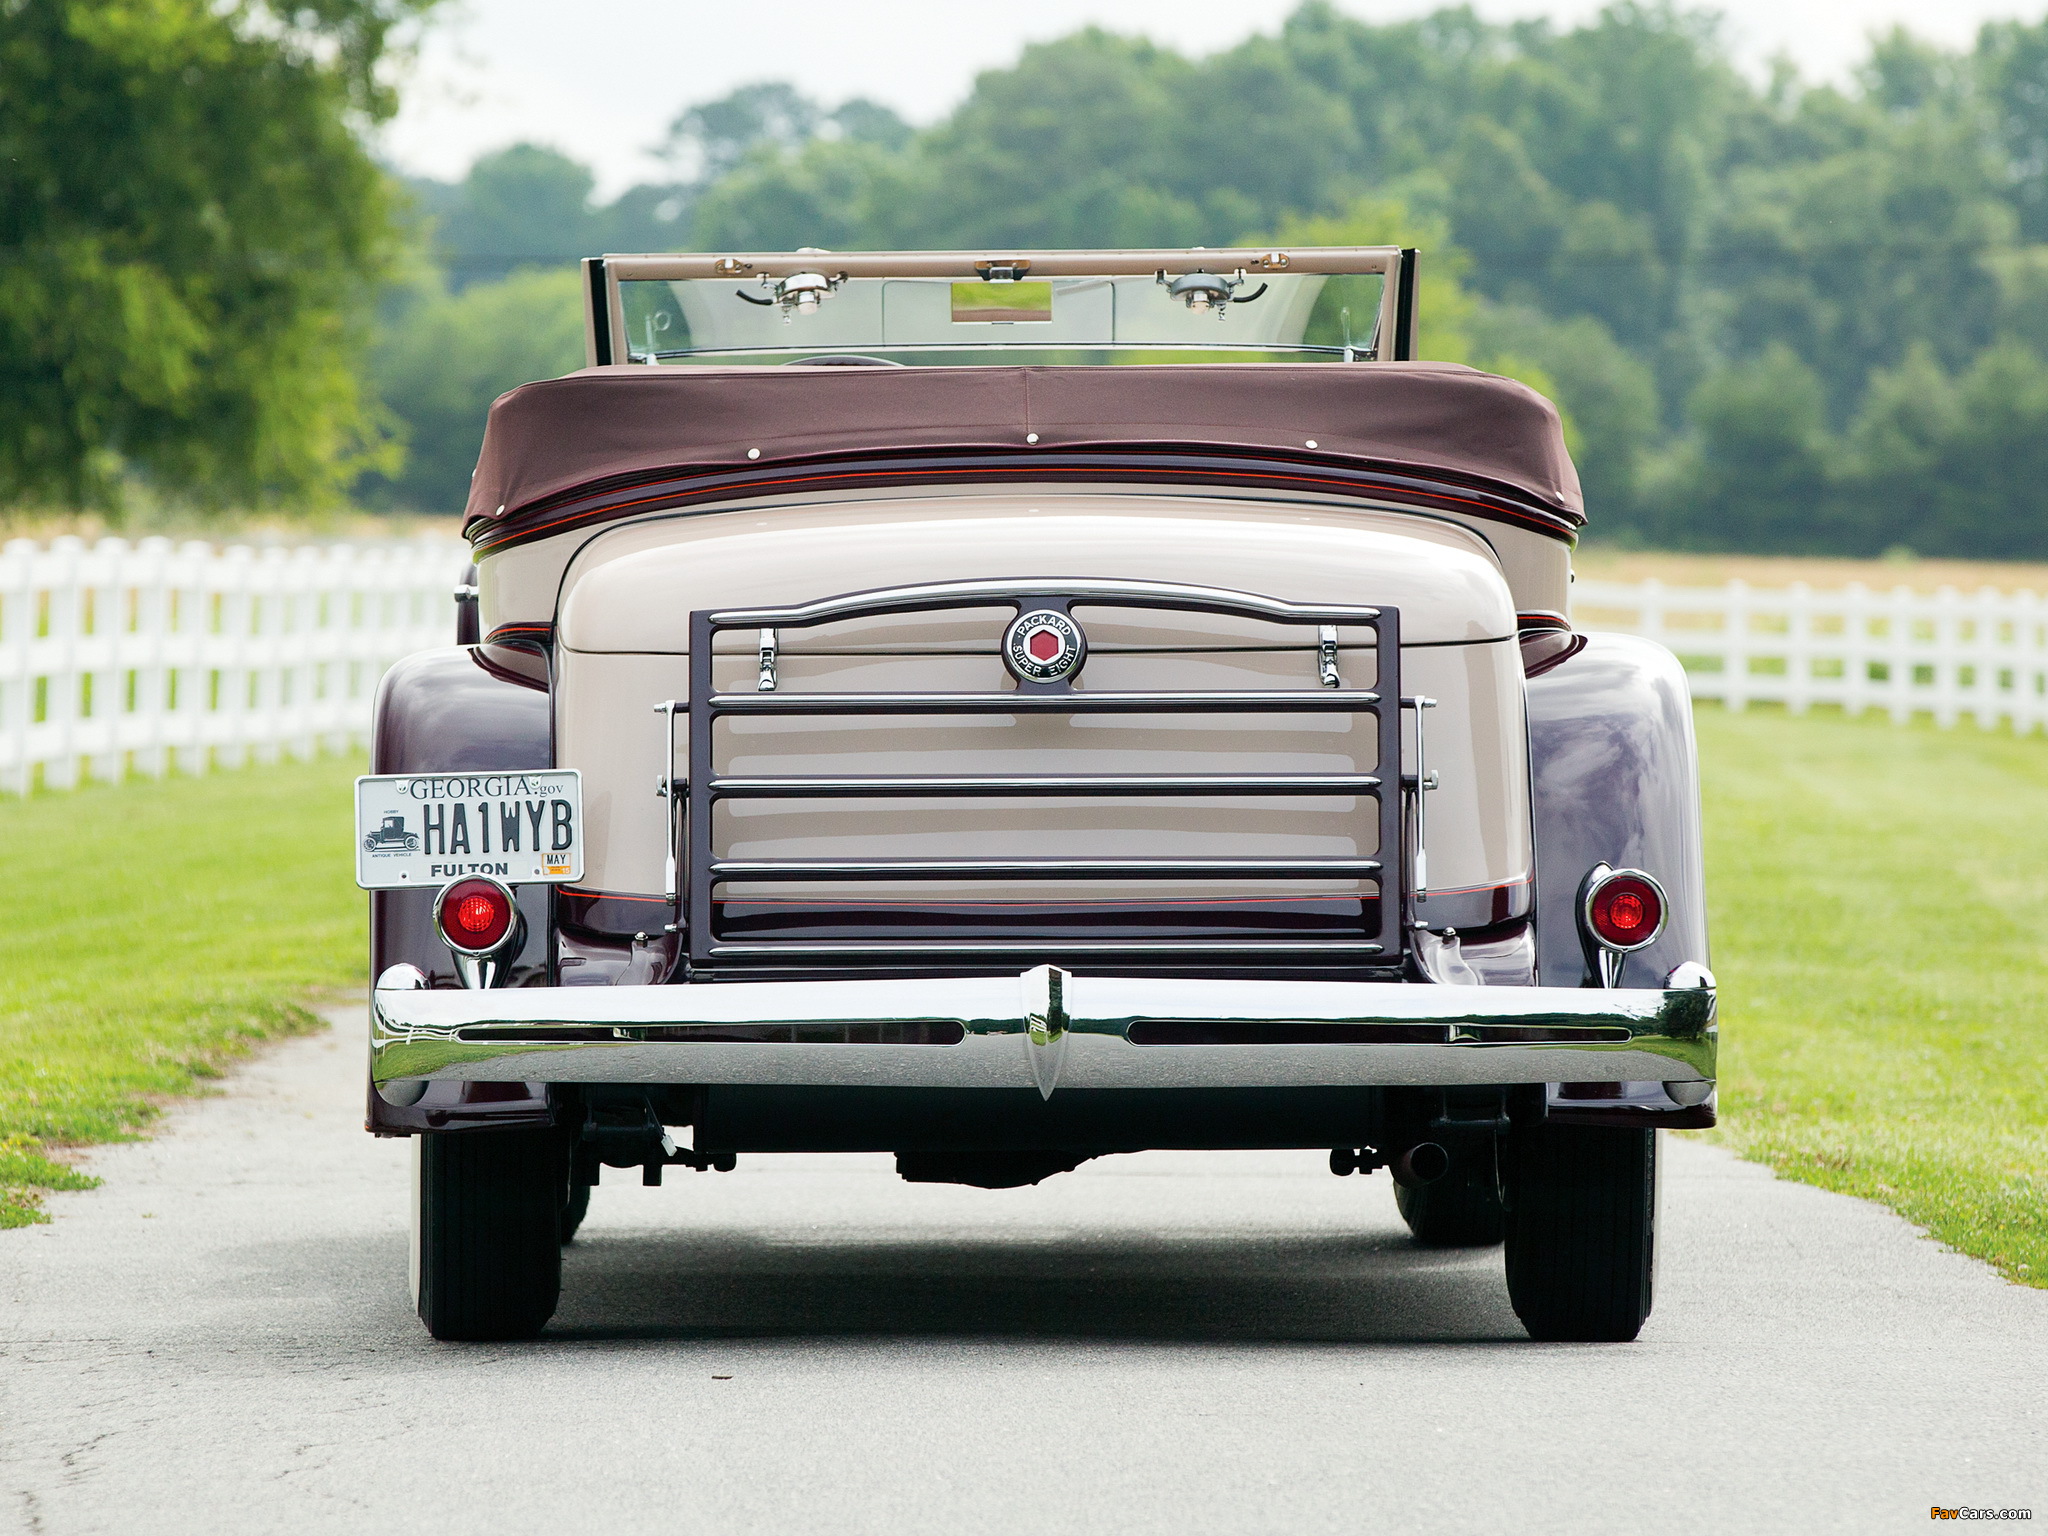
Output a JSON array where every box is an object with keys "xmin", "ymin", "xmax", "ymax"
[
  {"xmin": 1526, "ymin": 631, "xmax": 1713, "ymax": 1128},
  {"xmin": 366, "ymin": 645, "xmax": 558, "ymax": 1135}
]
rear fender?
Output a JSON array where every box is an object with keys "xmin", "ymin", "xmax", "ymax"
[
  {"xmin": 1526, "ymin": 632, "xmax": 1708, "ymax": 988},
  {"xmin": 368, "ymin": 646, "xmax": 556, "ymax": 1135}
]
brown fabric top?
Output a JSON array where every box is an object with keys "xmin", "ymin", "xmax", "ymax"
[{"xmin": 463, "ymin": 362, "xmax": 1583, "ymax": 528}]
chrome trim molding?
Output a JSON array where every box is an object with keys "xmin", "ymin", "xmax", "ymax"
[
  {"xmin": 709, "ymin": 575, "xmax": 1383, "ymax": 630},
  {"xmin": 371, "ymin": 967, "xmax": 1716, "ymax": 1096}
]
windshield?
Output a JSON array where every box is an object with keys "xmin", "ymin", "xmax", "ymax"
[{"xmin": 602, "ymin": 248, "xmax": 1404, "ymax": 367}]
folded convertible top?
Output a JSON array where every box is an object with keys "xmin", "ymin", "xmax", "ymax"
[{"xmin": 462, "ymin": 361, "xmax": 1584, "ymax": 542}]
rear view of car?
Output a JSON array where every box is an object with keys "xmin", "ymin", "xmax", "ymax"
[{"xmin": 360, "ymin": 245, "xmax": 1714, "ymax": 1343}]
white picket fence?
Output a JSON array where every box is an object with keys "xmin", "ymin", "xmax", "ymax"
[
  {"xmin": 1573, "ymin": 579, "xmax": 2048, "ymax": 731},
  {"xmin": 0, "ymin": 534, "xmax": 467, "ymax": 795},
  {"xmin": 4, "ymin": 540, "xmax": 2041, "ymax": 799}
]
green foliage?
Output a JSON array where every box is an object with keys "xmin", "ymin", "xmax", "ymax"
[
  {"xmin": 1977, "ymin": 18, "xmax": 2048, "ymax": 242},
  {"xmin": 0, "ymin": 756, "xmax": 365, "ymax": 1226},
  {"xmin": 1638, "ymin": 336, "xmax": 2048, "ymax": 557},
  {"xmin": 0, "ymin": 1135, "xmax": 98, "ymax": 1230},
  {"xmin": 1887, "ymin": 342, "xmax": 2048, "ymax": 558},
  {"xmin": 371, "ymin": 4, "xmax": 2048, "ymax": 556},
  {"xmin": 404, "ymin": 86, "xmax": 920, "ymax": 290},
  {"xmin": 359, "ymin": 267, "xmax": 584, "ymax": 513},
  {"xmin": 0, "ymin": 0, "xmax": 434, "ymax": 513},
  {"xmin": 1699, "ymin": 705, "xmax": 2048, "ymax": 1288},
  {"xmin": 663, "ymin": 82, "xmax": 910, "ymax": 182},
  {"xmin": 693, "ymin": 139, "xmax": 913, "ymax": 254},
  {"xmin": 1642, "ymin": 344, "xmax": 1833, "ymax": 551},
  {"xmin": 430, "ymin": 144, "xmax": 602, "ymax": 289}
]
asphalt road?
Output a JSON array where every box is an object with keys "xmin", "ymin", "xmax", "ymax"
[{"xmin": 2, "ymin": 1012, "xmax": 2042, "ymax": 1536}]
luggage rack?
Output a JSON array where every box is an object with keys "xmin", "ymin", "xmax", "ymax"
[{"xmin": 675, "ymin": 578, "xmax": 1405, "ymax": 976}]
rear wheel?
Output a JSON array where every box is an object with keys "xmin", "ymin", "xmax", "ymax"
[
  {"xmin": 559, "ymin": 1176, "xmax": 591, "ymax": 1244},
  {"xmin": 1503, "ymin": 1125, "xmax": 1656, "ymax": 1342},
  {"xmin": 414, "ymin": 1129, "xmax": 563, "ymax": 1340},
  {"xmin": 1395, "ymin": 1147, "xmax": 1505, "ymax": 1246}
]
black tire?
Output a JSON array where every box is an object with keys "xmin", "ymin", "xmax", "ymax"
[
  {"xmin": 415, "ymin": 1130, "xmax": 563, "ymax": 1341},
  {"xmin": 1395, "ymin": 1148, "xmax": 1506, "ymax": 1246},
  {"xmin": 559, "ymin": 1177, "xmax": 591, "ymax": 1244},
  {"xmin": 1503, "ymin": 1124, "xmax": 1656, "ymax": 1342}
]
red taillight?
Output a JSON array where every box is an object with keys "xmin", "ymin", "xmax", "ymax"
[
  {"xmin": 454, "ymin": 894, "xmax": 499, "ymax": 935},
  {"xmin": 436, "ymin": 877, "xmax": 514, "ymax": 952},
  {"xmin": 1587, "ymin": 873, "xmax": 1664, "ymax": 950}
]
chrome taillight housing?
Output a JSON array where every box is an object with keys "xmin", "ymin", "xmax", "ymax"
[
  {"xmin": 433, "ymin": 875, "xmax": 524, "ymax": 989},
  {"xmin": 1577, "ymin": 864, "xmax": 1667, "ymax": 987}
]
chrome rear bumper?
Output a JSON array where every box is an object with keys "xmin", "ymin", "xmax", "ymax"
[{"xmin": 371, "ymin": 965, "xmax": 1715, "ymax": 1098}]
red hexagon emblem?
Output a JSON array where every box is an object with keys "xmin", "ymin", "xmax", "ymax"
[{"xmin": 1003, "ymin": 609, "xmax": 1085, "ymax": 684}]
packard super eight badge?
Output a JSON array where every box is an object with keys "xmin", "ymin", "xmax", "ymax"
[{"xmin": 1003, "ymin": 608, "xmax": 1086, "ymax": 684}]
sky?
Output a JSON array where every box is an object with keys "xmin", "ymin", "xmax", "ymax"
[{"xmin": 380, "ymin": 0, "xmax": 2048, "ymax": 195}]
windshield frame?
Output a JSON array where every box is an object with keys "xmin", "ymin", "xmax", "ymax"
[{"xmin": 585, "ymin": 247, "xmax": 1413, "ymax": 370}]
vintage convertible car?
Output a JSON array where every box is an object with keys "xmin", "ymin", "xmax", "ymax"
[{"xmin": 361, "ymin": 246, "xmax": 1713, "ymax": 1344}]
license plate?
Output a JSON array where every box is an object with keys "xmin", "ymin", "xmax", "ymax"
[{"xmin": 354, "ymin": 770, "xmax": 583, "ymax": 890}]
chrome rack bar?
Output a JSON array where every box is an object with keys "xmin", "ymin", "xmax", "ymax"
[
  {"xmin": 711, "ymin": 773, "xmax": 1382, "ymax": 799},
  {"xmin": 652, "ymin": 699, "xmax": 682, "ymax": 909},
  {"xmin": 709, "ymin": 689, "xmax": 1379, "ymax": 716},
  {"xmin": 711, "ymin": 856, "xmax": 1383, "ymax": 882},
  {"xmin": 1402, "ymin": 695, "xmax": 1438, "ymax": 902},
  {"xmin": 711, "ymin": 577, "xmax": 1382, "ymax": 631},
  {"xmin": 705, "ymin": 940, "xmax": 1387, "ymax": 957}
]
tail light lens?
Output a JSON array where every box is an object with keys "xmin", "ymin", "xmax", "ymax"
[
  {"xmin": 1585, "ymin": 871, "xmax": 1666, "ymax": 951},
  {"xmin": 435, "ymin": 876, "xmax": 516, "ymax": 954}
]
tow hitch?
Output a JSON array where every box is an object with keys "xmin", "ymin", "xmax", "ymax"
[{"xmin": 574, "ymin": 1089, "xmax": 735, "ymax": 1187}]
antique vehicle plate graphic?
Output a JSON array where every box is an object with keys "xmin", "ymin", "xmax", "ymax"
[{"xmin": 353, "ymin": 770, "xmax": 582, "ymax": 890}]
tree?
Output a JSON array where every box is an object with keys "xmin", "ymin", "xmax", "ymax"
[
  {"xmin": 1834, "ymin": 342, "xmax": 1957, "ymax": 552},
  {"xmin": 400, "ymin": 4, "xmax": 2048, "ymax": 558},
  {"xmin": 359, "ymin": 267, "xmax": 584, "ymax": 513},
  {"xmin": 1644, "ymin": 345, "xmax": 1834, "ymax": 551},
  {"xmin": 1977, "ymin": 18, "xmax": 2048, "ymax": 241},
  {"xmin": 664, "ymin": 82, "xmax": 826, "ymax": 184},
  {"xmin": 0, "ymin": 0, "xmax": 436, "ymax": 511},
  {"xmin": 1471, "ymin": 305, "xmax": 1660, "ymax": 527},
  {"xmin": 889, "ymin": 30, "xmax": 1225, "ymax": 248},
  {"xmin": 1914, "ymin": 342, "xmax": 2048, "ymax": 558},
  {"xmin": 658, "ymin": 84, "xmax": 915, "ymax": 253},
  {"xmin": 433, "ymin": 144, "xmax": 601, "ymax": 287},
  {"xmin": 691, "ymin": 140, "xmax": 910, "ymax": 253}
]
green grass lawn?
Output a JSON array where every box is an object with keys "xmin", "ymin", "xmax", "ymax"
[
  {"xmin": 1, "ymin": 722, "xmax": 2043, "ymax": 1290},
  {"xmin": 1698, "ymin": 707, "xmax": 2047, "ymax": 1286},
  {"xmin": 0, "ymin": 756, "xmax": 364, "ymax": 1225}
]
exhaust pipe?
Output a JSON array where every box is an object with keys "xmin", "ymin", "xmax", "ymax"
[{"xmin": 1392, "ymin": 1141, "xmax": 1450, "ymax": 1189}]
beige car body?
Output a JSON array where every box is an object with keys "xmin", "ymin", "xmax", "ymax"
[{"xmin": 521, "ymin": 488, "xmax": 1542, "ymax": 922}]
